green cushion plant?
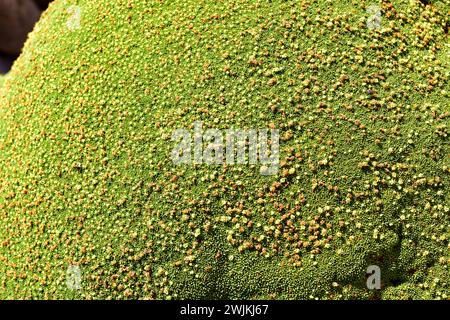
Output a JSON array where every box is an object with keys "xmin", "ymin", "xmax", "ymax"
[{"xmin": 0, "ymin": 0, "xmax": 448, "ymax": 299}]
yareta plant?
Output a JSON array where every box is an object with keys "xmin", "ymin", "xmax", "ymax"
[{"xmin": 0, "ymin": 0, "xmax": 448, "ymax": 299}]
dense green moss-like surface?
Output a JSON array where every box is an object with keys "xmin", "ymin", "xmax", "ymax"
[{"xmin": 0, "ymin": 0, "xmax": 449, "ymax": 299}]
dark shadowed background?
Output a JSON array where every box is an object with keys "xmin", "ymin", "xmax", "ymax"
[{"xmin": 0, "ymin": 0, "xmax": 52, "ymax": 74}]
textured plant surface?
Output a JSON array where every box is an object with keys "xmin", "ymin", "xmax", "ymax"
[{"xmin": 0, "ymin": 0, "xmax": 448, "ymax": 299}]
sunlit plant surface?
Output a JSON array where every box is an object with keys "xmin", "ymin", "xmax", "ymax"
[{"xmin": 0, "ymin": 0, "xmax": 448, "ymax": 299}]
